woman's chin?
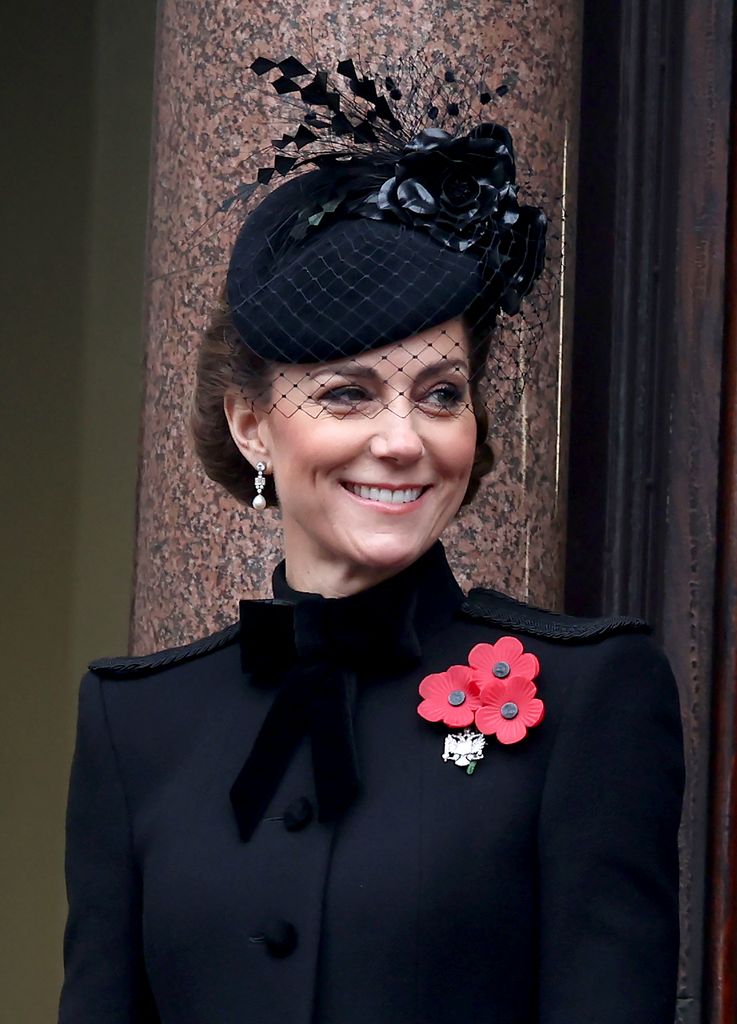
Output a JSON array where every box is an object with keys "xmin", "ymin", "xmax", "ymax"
[{"xmin": 342, "ymin": 531, "xmax": 435, "ymax": 573}]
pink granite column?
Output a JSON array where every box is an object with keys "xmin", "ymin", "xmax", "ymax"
[{"xmin": 133, "ymin": 0, "xmax": 582, "ymax": 652}]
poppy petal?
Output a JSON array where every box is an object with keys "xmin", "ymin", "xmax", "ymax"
[
  {"xmin": 417, "ymin": 699, "xmax": 446, "ymax": 722},
  {"xmin": 444, "ymin": 704, "xmax": 477, "ymax": 728},
  {"xmin": 497, "ymin": 717, "xmax": 527, "ymax": 744},
  {"xmin": 520, "ymin": 697, "xmax": 545, "ymax": 726},
  {"xmin": 511, "ymin": 652, "xmax": 540, "ymax": 679},
  {"xmin": 467, "ymin": 676, "xmax": 484, "ymax": 700},
  {"xmin": 446, "ymin": 664, "xmax": 475, "ymax": 689},
  {"xmin": 477, "ymin": 679, "xmax": 507, "ymax": 707},
  {"xmin": 418, "ymin": 672, "xmax": 453, "ymax": 699},
  {"xmin": 467, "ymin": 642, "xmax": 496, "ymax": 672},
  {"xmin": 474, "ymin": 705, "xmax": 501, "ymax": 735},
  {"xmin": 505, "ymin": 676, "xmax": 538, "ymax": 703},
  {"xmin": 490, "ymin": 635, "xmax": 524, "ymax": 664}
]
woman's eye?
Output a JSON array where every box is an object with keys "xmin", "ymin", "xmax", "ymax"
[
  {"xmin": 421, "ymin": 383, "xmax": 466, "ymax": 409},
  {"xmin": 317, "ymin": 385, "xmax": 371, "ymax": 405}
]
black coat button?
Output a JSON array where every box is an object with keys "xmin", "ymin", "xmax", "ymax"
[
  {"xmin": 262, "ymin": 918, "xmax": 298, "ymax": 958},
  {"xmin": 283, "ymin": 796, "xmax": 314, "ymax": 832}
]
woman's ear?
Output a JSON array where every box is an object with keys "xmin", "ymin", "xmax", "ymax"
[{"xmin": 223, "ymin": 391, "xmax": 271, "ymax": 471}]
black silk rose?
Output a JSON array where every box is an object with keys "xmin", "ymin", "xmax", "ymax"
[
  {"xmin": 347, "ymin": 123, "xmax": 546, "ymax": 313},
  {"xmin": 352, "ymin": 124, "xmax": 519, "ymax": 252}
]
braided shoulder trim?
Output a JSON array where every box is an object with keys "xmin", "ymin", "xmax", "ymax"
[
  {"xmin": 460, "ymin": 590, "xmax": 651, "ymax": 641},
  {"xmin": 88, "ymin": 621, "xmax": 241, "ymax": 679}
]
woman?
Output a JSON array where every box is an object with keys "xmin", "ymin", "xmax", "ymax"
[{"xmin": 59, "ymin": 53, "xmax": 685, "ymax": 1024}]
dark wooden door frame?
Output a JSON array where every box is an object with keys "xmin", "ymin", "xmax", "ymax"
[
  {"xmin": 568, "ymin": 0, "xmax": 735, "ymax": 1021},
  {"xmin": 706, "ymin": 21, "xmax": 737, "ymax": 1018}
]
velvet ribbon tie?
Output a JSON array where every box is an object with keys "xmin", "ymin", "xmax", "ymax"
[{"xmin": 231, "ymin": 592, "xmax": 422, "ymax": 842}]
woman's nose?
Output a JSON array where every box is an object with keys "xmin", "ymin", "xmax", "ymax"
[{"xmin": 368, "ymin": 409, "xmax": 425, "ymax": 463}]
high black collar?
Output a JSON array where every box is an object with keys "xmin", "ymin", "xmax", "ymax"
[
  {"xmin": 271, "ymin": 538, "xmax": 464, "ymax": 639},
  {"xmin": 239, "ymin": 540, "xmax": 464, "ymax": 676}
]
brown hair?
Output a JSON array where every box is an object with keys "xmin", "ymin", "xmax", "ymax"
[{"xmin": 189, "ymin": 289, "xmax": 495, "ymax": 508}]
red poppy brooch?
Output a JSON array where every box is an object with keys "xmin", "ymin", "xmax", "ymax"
[{"xmin": 417, "ymin": 637, "xmax": 545, "ymax": 774}]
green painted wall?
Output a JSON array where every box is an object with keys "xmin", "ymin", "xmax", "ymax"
[{"xmin": 0, "ymin": 2, "xmax": 156, "ymax": 1019}]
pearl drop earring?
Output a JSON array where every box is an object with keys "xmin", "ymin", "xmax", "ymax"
[{"xmin": 252, "ymin": 462, "xmax": 267, "ymax": 510}]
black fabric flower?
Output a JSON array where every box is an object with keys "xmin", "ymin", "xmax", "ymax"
[
  {"xmin": 331, "ymin": 123, "xmax": 546, "ymax": 314},
  {"xmin": 347, "ymin": 124, "xmax": 517, "ymax": 251}
]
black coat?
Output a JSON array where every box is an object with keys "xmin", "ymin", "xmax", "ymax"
[{"xmin": 58, "ymin": 541, "xmax": 685, "ymax": 1024}]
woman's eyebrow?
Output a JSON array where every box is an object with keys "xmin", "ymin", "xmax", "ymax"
[
  {"xmin": 412, "ymin": 359, "xmax": 469, "ymax": 385},
  {"xmin": 311, "ymin": 358, "xmax": 469, "ymax": 384},
  {"xmin": 311, "ymin": 363, "xmax": 378, "ymax": 382}
]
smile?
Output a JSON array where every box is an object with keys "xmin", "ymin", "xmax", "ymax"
[{"xmin": 342, "ymin": 482, "xmax": 429, "ymax": 505}]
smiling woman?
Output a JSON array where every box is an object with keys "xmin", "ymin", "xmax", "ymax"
[{"xmin": 59, "ymin": 50, "xmax": 685, "ymax": 1024}]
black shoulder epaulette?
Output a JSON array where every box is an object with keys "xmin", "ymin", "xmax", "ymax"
[
  {"xmin": 460, "ymin": 587, "xmax": 651, "ymax": 642},
  {"xmin": 88, "ymin": 621, "xmax": 240, "ymax": 679}
]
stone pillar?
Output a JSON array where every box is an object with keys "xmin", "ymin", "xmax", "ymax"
[{"xmin": 133, "ymin": 0, "xmax": 582, "ymax": 652}]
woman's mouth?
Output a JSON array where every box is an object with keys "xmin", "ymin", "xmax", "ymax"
[{"xmin": 341, "ymin": 482, "xmax": 430, "ymax": 506}]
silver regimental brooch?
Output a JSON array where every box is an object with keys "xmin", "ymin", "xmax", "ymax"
[{"xmin": 442, "ymin": 728, "xmax": 487, "ymax": 774}]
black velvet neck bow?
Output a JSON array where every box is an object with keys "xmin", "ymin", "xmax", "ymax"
[{"xmin": 230, "ymin": 589, "xmax": 423, "ymax": 841}]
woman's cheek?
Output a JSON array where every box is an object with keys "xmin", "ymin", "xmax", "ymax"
[{"xmin": 437, "ymin": 417, "xmax": 476, "ymax": 480}]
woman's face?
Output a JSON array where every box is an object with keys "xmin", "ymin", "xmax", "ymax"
[{"xmin": 225, "ymin": 318, "xmax": 478, "ymax": 593}]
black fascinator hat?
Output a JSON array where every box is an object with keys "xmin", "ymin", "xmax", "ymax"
[{"xmin": 224, "ymin": 53, "xmax": 548, "ymax": 368}]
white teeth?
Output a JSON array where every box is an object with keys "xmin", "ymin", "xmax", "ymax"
[{"xmin": 346, "ymin": 483, "xmax": 424, "ymax": 504}]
